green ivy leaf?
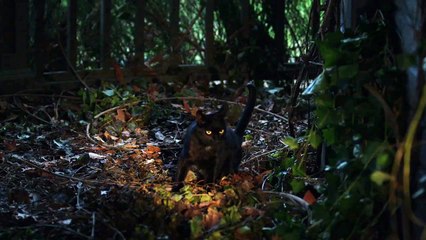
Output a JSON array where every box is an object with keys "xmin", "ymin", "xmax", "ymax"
[
  {"xmin": 282, "ymin": 157, "xmax": 295, "ymax": 169},
  {"xmin": 281, "ymin": 137, "xmax": 299, "ymax": 150},
  {"xmin": 376, "ymin": 153, "xmax": 390, "ymax": 169},
  {"xmin": 322, "ymin": 128, "xmax": 336, "ymax": 145},
  {"xmin": 171, "ymin": 194, "xmax": 183, "ymax": 202},
  {"xmin": 221, "ymin": 206, "xmax": 242, "ymax": 225},
  {"xmin": 190, "ymin": 216, "xmax": 203, "ymax": 238},
  {"xmin": 370, "ymin": 171, "xmax": 392, "ymax": 186},
  {"xmin": 337, "ymin": 64, "xmax": 359, "ymax": 79},
  {"xmin": 290, "ymin": 179, "xmax": 305, "ymax": 194},
  {"xmin": 200, "ymin": 194, "xmax": 212, "ymax": 202},
  {"xmin": 308, "ymin": 130, "xmax": 322, "ymax": 149}
]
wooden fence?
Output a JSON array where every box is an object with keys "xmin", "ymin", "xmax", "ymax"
[{"xmin": 0, "ymin": 0, "xmax": 314, "ymax": 94}]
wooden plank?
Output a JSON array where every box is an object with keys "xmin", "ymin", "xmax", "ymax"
[
  {"xmin": 67, "ymin": 0, "xmax": 78, "ymax": 69},
  {"xmin": 15, "ymin": 0, "xmax": 29, "ymax": 68},
  {"xmin": 205, "ymin": 0, "xmax": 214, "ymax": 66},
  {"xmin": 0, "ymin": 1, "xmax": 15, "ymax": 69},
  {"xmin": 100, "ymin": 0, "xmax": 112, "ymax": 69},
  {"xmin": 34, "ymin": 0, "xmax": 46, "ymax": 78},
  {"xmin": 272, "ymin": 0, "xmax": 285, "ymax": 62},
  {"xmin": 169, "ymin": 0, "xmax": 180, "ymax": 66},
  {"xmin": 0, "ymin": 63, "xmax": 322, "ymax": 94},
  {"xmin": 240, "ymin": 0, "xmax": 250, "ymax": 38},
  {"xmin": 134, "ymin": 0, "xmax": 146, "ymax": 66}
]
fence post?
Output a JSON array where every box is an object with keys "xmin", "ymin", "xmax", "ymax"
[
  {"xmin": 67, "ymin": 0, "xmax": 77, "ymax": 70},
  {"xmin": 100, "ymin": 0, "xmax": 112, "ymax": 69},
  {"xmin": 34, "ymin": 0, "xmax": 46, "ymax": 78},
  {"xmin": 135, "ymin": 0, "xmax": 146, "ymax": 66},
  {"xmin": 205, "ymin": 0, "xmax": 214, "ymax": 66},
  {"xmin": 170, "ymin": 0, "xmax": 180, "ymax": 66}
]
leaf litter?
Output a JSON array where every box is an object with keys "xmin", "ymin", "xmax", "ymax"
[{"xmin": 0, "ymin": 87, "xmax": 319, "ymax": 239}]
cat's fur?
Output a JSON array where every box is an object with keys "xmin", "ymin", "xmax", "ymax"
[{"xmin": 175, "ymin": 83, "xmax": 256, "ymax": 185}]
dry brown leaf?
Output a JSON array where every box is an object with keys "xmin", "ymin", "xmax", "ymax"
[
  {"xmin": 243, "ymin": 207, "xmax": 264, "ymax": 218},
  {"xmin": 185, "ymin": 206, "xmax": 203, "ymax": 218},
  {"xmin": 183, "ymin": 99, "xmax": 191, "ymax": 114},
  {"xmin": 202, "ymin": 207, "xmax": 223, "ymax": 229},
  {"xmin": 241, "ymin": 180, "xmax": 254, "ymax": 192},
  {"xmin": 255, "ymin": 170, "xmax": 272, "ymax": 184},
  {"xmin": 116, "ymin": 108, "xmax": 131, "ymax": 122},
  {"xmin": 199, "ymin": 199, "xmax": 221, "ymax": 208},
  {"xmin": 147, "ymin": 83, "xmax": 159, "ymax": 101},
  {"xmin": 144, "ymin": 145, "xmax": 161, "ymax": 158},
  {"xmin": 271, "ymin": 235, "xmax": 283, "ymax": 240},
  {"xmin": 3, "ymin": 140, "xmax": 17, "ymax": 151},
  {"xmin": 113, "ymin": 62, "xmax": 126, "ymax": 85}
]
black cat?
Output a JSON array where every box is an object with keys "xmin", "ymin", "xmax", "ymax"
[{"xmin": 174, "ymin": 83, "xmax": 256, "ymax": 186}]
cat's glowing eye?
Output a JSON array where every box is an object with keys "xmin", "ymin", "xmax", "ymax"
[
  {"xmin": 205, "ymin": 130, "xmax": 212, "ymax": 135},
  {"xmin": 219, "ymin": 129, "xmax": 225, "ymax": 135}
]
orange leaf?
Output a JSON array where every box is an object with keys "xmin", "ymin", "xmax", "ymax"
[
  {"xmin": 303, "ymin": 190, "xmax": 317, "ymax": 205},
  {"xmin": 243, "ymin": 207, "xmax": 264, "ymax": 218},
  {"xmin": 146, "ymin": 145, "xmax": 161, "ymax": 153},
  {"xmin": 185, "ymin": 206, "xmax": 203, "ymax": 218},
  {"xmin": 116, "ymin": 109, "xmax": 131, "ymax": 122},
  {"xmin": 241, "ymin": 180, "xmax": 254, "ymax": 192},
  {"xmin": 144, "ymin": 145, "xmax": 161, "ymax": 158},
  {"xmin": 183, "ymin": 99, "xmax": 191, "ymax": 114},
  {"xmin": 255, "ymin": 170, "xmax": 272, "ymax": 184},
  {"xmin": 113, "ymin": 62, "xmax": 126, "ymax": 85},
  {"xmin": 3, "ymin": 140, "xmax": 17, "ymax": 151},
  {"xmin": 202, "ymin": 207, "xmax": 223, "ymax": 229},
  {"xmin": 147, "ymin": 83, "xmax": 159, "ymax": 101}
]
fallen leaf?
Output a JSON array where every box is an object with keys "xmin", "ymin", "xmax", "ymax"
[
  {"xmin": 243, "ymin": 207, "xmax": 264, "ymax": 218},
  {"xmin": 103, "ymin": 131, "xmax": 118, "ymax": 141},
  {"xmin": 241, "ymin": 180, "xmax": 254, "ymax": 192},
  {"xmin": 147, "ymin": 83, "xmax": 159, "ymax": 100},
  {"xmin": 113, "ymin": 62, "xmax": 126, "ymax": 85},
  {"xmin": 88, "ymin": 152, "xmax": 107, "ymax": 160},
  {"xmin": 8, "ymin": 188, "xmax": 30, "ymax": 204},
  {"xmin": 303, "ymin": 190, "xmax": 317, "ymax": 205},
  {"xmin": 202, "ymin": 207, "xmax": 223, "ymax": 229},
  {"xmin": 116, "ymin": 109, "xmax": 131, "ymax": 122},
  {"xmin": 3, "ymin": 140, "xmax": 17, "ymax": 151},
  {"xmin": 154, "ymin": 131, "xmax": 165, "ymax": 141},
  {"xmin": 145, "ymin": 145, "xmax": 161, "ymax": 158},
  {"xmin": 183, "ymin": 99, "xmax": 191, "ymax": 114}
]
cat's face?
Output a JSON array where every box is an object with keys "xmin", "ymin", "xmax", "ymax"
[{"xmin": 195, "ymin": 104, "xmax": 228, "ymax": 141}]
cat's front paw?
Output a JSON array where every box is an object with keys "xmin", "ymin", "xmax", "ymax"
[{"xmin": 171, "ymin": 182, "xmax": 184, "ymax": 192}]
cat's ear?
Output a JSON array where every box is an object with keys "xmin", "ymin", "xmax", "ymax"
[
  {"xmin": 217, "ymin": 103, "xmax": 228, "ymax": 117},
  {"xmin": 195, "ymin": 109, "xmax": 206, "ymax": 125}
]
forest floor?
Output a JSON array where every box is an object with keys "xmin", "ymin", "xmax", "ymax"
[{"xmin": 0, "ymin": 82, "xmax": 319, "ymax": 239}]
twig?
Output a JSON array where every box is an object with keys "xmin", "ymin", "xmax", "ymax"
[
  {"xmin": 91, "ymin": 212, "xmax": 96, "ymax": 239},
  {"xmin": 13, "ymin": 96, "xmax": 51, "ymax": 124},
  {"xmin": 58, "ymin": 37, "xmax": 90, "ymax": 90},
  {"xmin": 261, "ymin": 191, "xmax": 310, "ymax": 212},
  {"xmin": 7, "ymin": 154, "xmax": 106, "ymax": 185},
  {"xmin": 241, "ymin": 147, "xmax": 287, "ymax": 166},
  {"xmin": 155, "ymin": 96, "xmax": 288, "ymax": 122},
  {"xmin": 11, "ymin": 224, "xmax": 91, "ymax": 239}
]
